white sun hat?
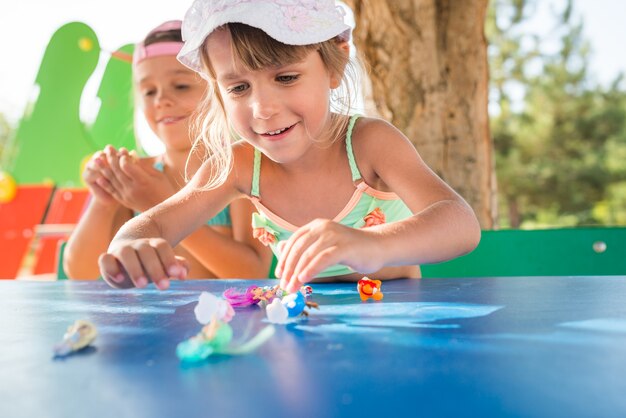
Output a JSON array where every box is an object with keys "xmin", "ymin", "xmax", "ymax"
[{"xmin": 178, "ymin": 0, "xmax": 352, "ymax": 72}]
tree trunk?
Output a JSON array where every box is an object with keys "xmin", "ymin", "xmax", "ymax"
[
  {"xmin": 344, "ymin": 0, "xmax": 496, "ymax": 228},
  {"xmin": 507, "ymin": 196, "xmax": 520, "ymax": 228}
]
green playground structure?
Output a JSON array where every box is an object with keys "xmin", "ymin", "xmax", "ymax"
[
  {"xmin": 1, "ymin": 21, "xmax": 138, "ymax": 187},
  {"xmin": 0, "ymin": 22, "xmax": 139, "ymax": 279}
]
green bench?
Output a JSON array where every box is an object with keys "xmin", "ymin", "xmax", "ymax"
[
  {"xmin": 58, "ymin": 228, "xmax": 625, "ymax": 280},
  {"xmin": 421, "ymin": 227, "xmax": 626, "ymax": 277}
]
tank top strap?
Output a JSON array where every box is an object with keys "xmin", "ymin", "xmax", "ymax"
[
  {"xmin": 345, "ymin": 114, "xmax": 362, "ymax": 182},
  {"xmin": 251, "ymin": 148, "xmax": 262, "ymax": 198},
  {"xmin": 153, "ymin": 155, "xmax": 165, "ymax": 172}
]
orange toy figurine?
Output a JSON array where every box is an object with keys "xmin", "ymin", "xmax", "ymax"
[{"xmin": 357, "ymin": 277, "xmax": 384, "ymax": 302}]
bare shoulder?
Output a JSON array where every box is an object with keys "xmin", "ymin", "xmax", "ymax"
[
  {"xmin": 349, "ymin": 116, "xmax": 464, "ymax": 212},
  {"xmin": 230, "ymin": 141, "xmax": 257, "ymax": 195},
  {"xmin": 352, "ymin": 116, "xmax": 417, "ymax": 157},
  {"xmin": 350, "ymin": 116, "xmax": 421, "ymax": 184},
  {"xmin": 353, "ymin": 115, "xmax": 409, "ymax": 138}
]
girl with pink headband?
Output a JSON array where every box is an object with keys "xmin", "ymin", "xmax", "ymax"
[
  {"xmin": 98, "ymin": 1, "xmax": 481, "ymax": 292},
  {"xmin": 64, "ymin": 20, "xmax": 272, "ymax": 284}
]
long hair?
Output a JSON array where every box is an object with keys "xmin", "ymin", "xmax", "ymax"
[{"xmin": 191, "ymin": 23, "xmax": 358, "ymax": 190}]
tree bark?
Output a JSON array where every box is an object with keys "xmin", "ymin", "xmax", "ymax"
[
  {"xmin": 344, "ymin": 0, "xmax": 496, "ymax": 228},
  {"xmin": 507, "ymin": 197, "xmax": 521, "ymax": 229}
]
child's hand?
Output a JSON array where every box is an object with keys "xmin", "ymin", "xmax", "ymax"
[
  {"xmin": 99, "ymin": 146, "xmax": 177, "ymax": 212},
  {"xmin": 276, "ymin": 219, "xmax": 384, "ymax": 293},
  {"xmin": 82, "ymin": 151, "xmax": 118, "ymax": 206},
  {"xmin": 98, "ymin": 238, "xmax": 189, "ymax": 290}
]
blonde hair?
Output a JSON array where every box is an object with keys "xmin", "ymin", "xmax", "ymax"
[{"xmin": 190, "ymin": 23, "xmax": 358, "ymax": 190}]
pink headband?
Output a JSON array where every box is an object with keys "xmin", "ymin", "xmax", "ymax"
[
  {"xmin": 133, "ymin": 42, "xmax": 184, "ymax": 65},
  {"xmin": 133, "ymin": 20, "xmax": 184, "ymax": 65}
]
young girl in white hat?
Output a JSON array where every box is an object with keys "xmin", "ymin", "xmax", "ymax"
[{"xmin": 99, "ymin": 1, "xmax": 481, "ymax": 292}]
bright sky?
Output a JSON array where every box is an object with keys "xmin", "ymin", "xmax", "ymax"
[
  {"xmin": 0, "ymin": 0, "xmax": 189, "ymax": 124},
  {"xmin": 0, "ymin": 0, "xmax": 624, "ymax": 126}
]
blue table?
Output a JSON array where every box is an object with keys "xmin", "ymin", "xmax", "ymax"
[{"xmin": 2, "ymin": 276, "xmax": 626, "ymax": 418}]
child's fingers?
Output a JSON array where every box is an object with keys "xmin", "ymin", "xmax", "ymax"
[
  {"xmin": 173, "ymin": 256, "xmax": 190, "ymax": 280},
  {"xmin": 85, "ymin": 154, "xmax": 107, "ymax": 181},
  {"xmin": 96, "ymin": 176, "xmax": 119, "ymax": 198},
  {"xmin": 283, "ymin": 277, "xmax": 304, "ymax": 295},
  {"xmin": 89, "ymin": 151, "xmax": 108, "ymax": 169},
  {"xmin": 148, "ymin": 239, "xmax": 188, "ymax": 288},
  {"xmin": 90, "ymin": 181, "xmax": 116, "ymax": 203},
  {"xmin": 275, "ymin": 223, "xmax": 312, "ymax": 282},
  {"xmin": 113, "ymin": 245, "xmax": 153, "ymax": 289},
  {"xmin": 279, "ymin": 220, "xmax": 375, "ymax": 292},
  {"xmin": 279, "ymin": 219, "xmax": 335, "ymax": 288},
  {"xmin": 98, "ymin": 253, "xmax": 134, "ymax": 289},
  {"xmin": 95, "ymin": 175, "xmax": 111, "ymax": 188},
  {"xmin": 135, "ymin": 242, "xmax": 170, "ymax": 290},
  {"xmin": 99, "ymin": 240, "xmax": 187, "ymax": 291},
  {"xmin": 118, "ymin": 154, "xmax": 135, "ymax": 176},
  {"xmin": 119, "ymin": 155, "xmax": 154, "ymax": 179},
  {"xmin": 105, "ymin": 146, "xmax": 133, "ymax": 184},
  {"xmin": 102, "ymin": 146, "xmax": 129, "ymax": 186},
  {"xmin": 103, "ymin": 145, "xmax": 118, "ymax": 167},
  {"xmin": 82, "ymin": 166, "xmax": 117, "ymax": 203},
  {"xmin": 97, "ymin": 164, "xmax": 123, "ymax": 192},
  {"xmin": 288, "ymin": 237, "xmax": 336, "ymax": 289},
  {"xmin": 84, "ymin": 155, "xmax": 99, "ymax": 173},
  {"xmin": 279, "ymin": 232, "xmax": 321, "ymax": 290},
  {"xmin": 289, "ymin": 248, "xmax": 339, "ymax": 292},
  {"xmin": 282, "ymin": 234, "xmax": 335, "ymax": 293},
  {"xmin": 83, "ymin": 165, "xmax": 103, "ymax": 188}
]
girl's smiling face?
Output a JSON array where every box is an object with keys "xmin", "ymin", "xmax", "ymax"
[
  {"xmin": 205, "ymin": 28, "xmax": 338, "ymax": 165},
  {"xmin": 135, "ymin": 55, "xmax": 206, "ymax": 151}
]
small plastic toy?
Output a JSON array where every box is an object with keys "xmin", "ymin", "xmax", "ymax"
[
  {"xmin": 266, "ymin": 298, "xmax": 289, "ymax": 324},
  {"xmin": 265, "ymin": 290, "xmax": 319, "ymax": 324},
  {"xmin": 176, "ymin": 318, "xmax": 234, "ymax": 362},
  {"xmin": 357, "ymin": 277, "xmax": 384, "ymax": 301},
  {"xmin": 176, "ymin": 291, "xmax": 274, "ymax": 362},
  {"xmin": 223, "ymin": 285, "xmax": 314, "ymax": 308},
  {"xmin": 283, "ymin": 292, "xmax": 306, "ymax": 317},
  {"xmin": 53, "ymin": 320, "xmax": 97, "ymax": 357},
  {"xmin": 223, "ymin": 285, "xmax": 278, "ymax": 307}
]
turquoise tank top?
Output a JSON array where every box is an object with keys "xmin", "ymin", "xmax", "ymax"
[{"xmin": 250, "ymin": 115, "xmax": 413, "ymax": 278}]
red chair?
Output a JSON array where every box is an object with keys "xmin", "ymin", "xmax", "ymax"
[
  {"xmin": 0, "ymin": 185, "xmax": 55, "ymax": 279},
  {"xmin": 31, "ymin": 188, "xmax": 90, "ymax": 275}
]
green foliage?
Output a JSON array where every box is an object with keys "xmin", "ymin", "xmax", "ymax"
[{"xmin": 488, "ymin": 0, "xmax": 626, "ymax": 227}]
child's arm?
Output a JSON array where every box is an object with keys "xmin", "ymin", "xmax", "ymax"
[
  {"xmin": 278, "ymin": 117, "xmax": 481, "ymax": 292},
  {"xmin": 64, "ymin": 152, "xmax": 133, "ymax": 279},
  {"xmin": 98, "ymin": 155, "xmax": 247, "ymax": 289},
  {"xmin": 178, "ymin": 198, "xmax": 273, "ymax": 278}
]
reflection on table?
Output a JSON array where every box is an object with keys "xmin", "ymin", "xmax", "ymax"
[{"xmin": 2, "ymin": 276, "xmax": 626, "ymax": 418}]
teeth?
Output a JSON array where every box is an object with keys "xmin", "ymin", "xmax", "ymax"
[
  {"xmin": 266, "ymin": 127, "xmax": 288, "ymax": 135},
  {"xmin": 162, "ymin": 117, "xmax": 180, "ymax": 123}
]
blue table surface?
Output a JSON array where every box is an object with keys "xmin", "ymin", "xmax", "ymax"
[{"xmin": 2, "ymin": 276, "xmax": 626, "ymax": 418}]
